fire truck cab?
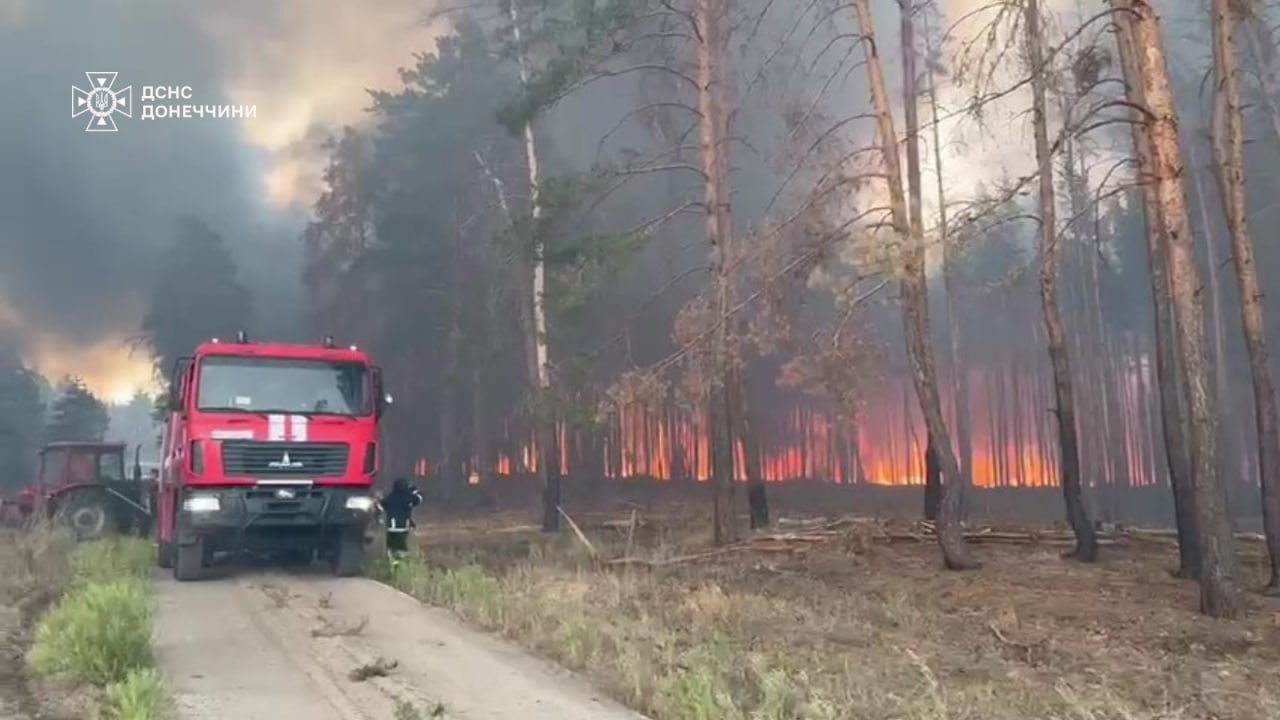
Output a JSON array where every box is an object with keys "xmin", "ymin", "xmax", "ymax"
[{"xmin": 157, "ymin": 333, "xmax": 389, "ymax": 581}]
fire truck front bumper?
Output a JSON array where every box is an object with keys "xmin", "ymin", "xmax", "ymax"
[{"xmin": 176, "ymin": 485, "xmax": 375, "ymax": 540}]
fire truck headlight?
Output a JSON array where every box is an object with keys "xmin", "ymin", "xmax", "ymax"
[
  {"xmin": 182, "ymin": 494, "xmax": 220, "ymax": 513},
  {"xmin": 345, "ymin": 496, "xmax": 375, "ymax": 512}
]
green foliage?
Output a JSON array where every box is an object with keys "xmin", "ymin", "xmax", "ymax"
[
  {"xmin": 45, "ymin": 376, "xmax": 109, "ymax": 442},
  {"xmin": 0, "ymin": 355, "xmax": 44, "ymax": 491},
  {"xmin": 71, "ymin": 537, "xmax": 154, "ymax": 588},
  {"xmin": 27, "ymin": 577, "xmax": 153, "ymax": 686},
  {"xmin": 495, "ymin": 0, "xmax": 653, "ymax": 133},
  {"xmin": 28, "ymin": 537, "xmax": 159, "ymax": 703},
  {"xmin": 102, "ymin": 667, "xmax": 170, "ymax": 720},
  {"xmin": 142, "ymin": 217, "xmax": 252, "ymax": 373}
]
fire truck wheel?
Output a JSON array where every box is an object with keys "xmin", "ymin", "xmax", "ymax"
[
  {"xmin": 58, "ymin": 491, "xmax": 111, "ymax": 541},
  {"xmin": 332, "ymin": 531, "xmax": 364, "ymax": 577},
  {"xmin": 174, "ymin": 537, "xmax": 205, "ymax": 581}
]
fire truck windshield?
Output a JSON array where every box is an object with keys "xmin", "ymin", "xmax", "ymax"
[{"xmin": 196, "ymin": 356, "xmax": 371, "ymax": 416}]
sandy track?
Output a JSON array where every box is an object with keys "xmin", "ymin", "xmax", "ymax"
[{"xmin": 153, "ymin": 569, "xmax": 645, "ymax": 720}]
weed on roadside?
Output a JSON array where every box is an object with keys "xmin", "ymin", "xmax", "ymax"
[
  {"xmin": 27, "ymin": 577, "xmax": 152, "ymax": 685},
  {"xmin": 70, "ymin": 538, "xmax": 154, "ymax": 587},
  {"xmin": 102, "ymin": 667, "xmax": 170, "ymax": 720},
  {"xmin": 22, "ymin": 536, "xmax": 167, "ymax": 720}
]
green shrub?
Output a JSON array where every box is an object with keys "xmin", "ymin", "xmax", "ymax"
[
  {"xmin": 28, "ymin": 577, "xmax": 153, "ymax": 685},
  {"xmin": 71, "ymin": 538, "xmax": 155, "ymax": 586},
  {"xmin": 103, "ymin": 667, "xmax": 170, "ymax": 720}
]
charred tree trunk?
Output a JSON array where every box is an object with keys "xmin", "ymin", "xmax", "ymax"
[
  {"xmin": 857, "ymin": 0, "xmax": 976, "ymax": 568},
  {"xmin": 1125, "ymin": 0, "xmax": 1242, "ymax": 617},
  {"xmin": 923, "ymin": 442, "xmax": 941, "ymax": 520},
  {"xmin": 902, "ymin": 0, "xmax": 943, "ymax": 522},
  {"xmin": 472, "ymin": 365, "xmax": 492, "ymax": 485},
  {"xmin": 733, "ymin": 369, "xmax": 769, "ymax": 528},
  {"xmin": 508, "ymin": 2, "xmax": 560, "ymax": 532},
  {"xmin": 695, "ymin": 0, "xmax": 738, "ymax": 545},
  {"xmin": 922, "ymin": 5, "xmax": 971, "ymax": 514},
  {"xmin": 1114, "ymin": 7, "xmax": 1198, "ymax": 576},
  {"xmin": 1027, "ymin": 0, "xmax": 1095, "ymax": 559},
  {"xmin": 1210, "ymin": 0, "xmax": 1280, "ymax": 593}
]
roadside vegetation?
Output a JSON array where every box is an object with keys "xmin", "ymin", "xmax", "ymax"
[
  {"xmin": 373, "ymin": 510, "xmax": 1280, "ymax": 720},
  {"xmin": 2, "ymin": 526, "xmax": 171, "ymax": 720}
]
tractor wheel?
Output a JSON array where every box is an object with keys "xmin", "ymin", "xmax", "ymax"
[{"xmin": 57, "ymin": 490, "xmax": 113, "ymax": 542}]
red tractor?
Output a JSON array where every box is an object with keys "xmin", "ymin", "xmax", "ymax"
[{"xmin": 2, "ymin": 441, "xmax": 153, "ymax": 539}]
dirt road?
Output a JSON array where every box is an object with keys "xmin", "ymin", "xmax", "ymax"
[{"xmin": 153, "ymin": 569, "xmax": 646, "ymax": 720}]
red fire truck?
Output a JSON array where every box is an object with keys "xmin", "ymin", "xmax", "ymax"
[{"xmin": 156, "ymin": 332, "xmax": 389, "ymax": 581}]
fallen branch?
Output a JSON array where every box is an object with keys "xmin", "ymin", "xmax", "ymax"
[{"xmin": 557, "ymin": 506, "xmax": 599, "ymax": 559}]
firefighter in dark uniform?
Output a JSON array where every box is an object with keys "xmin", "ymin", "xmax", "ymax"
[{"xmin": 378, "ymin": 476, "xmax": 422, "ymax": 564}]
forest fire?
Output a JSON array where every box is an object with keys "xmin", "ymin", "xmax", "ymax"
[{"xmin": 444, "ymin": 370, "xmax": 1167, "ymax": 490}]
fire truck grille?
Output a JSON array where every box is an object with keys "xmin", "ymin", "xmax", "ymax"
[{"xmin": 221, "ymin": 442, "xmax": 349, "ymax": 478}]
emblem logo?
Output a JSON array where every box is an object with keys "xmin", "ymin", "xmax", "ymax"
[
  {"xmin": 267, "ymin": 452, "xmax": 304, "ymax": 469},
  {"xmin": 71, "ymin": 72, "xmax": 132, "ymax": 132},
  {"xmin": 274, "ymin": 488, "xmax": 296, "ymax": 499}
]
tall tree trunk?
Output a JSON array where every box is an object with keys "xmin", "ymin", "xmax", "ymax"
[
  {"xmin": 1125, "ymin": 0, "xmax": 1242, "ymax": 617},
  {"xmin": 1210, "ymin": 0, "xmax": 1280, "ymax": 593},
  {"xmin": 1190, "ymin": 140, "xmax": 1238, "ymax": 506},
  {"xmin": 1242, "ymin": 17, "xmax": 1280, "ymax": 153},
  {"xmin": 923, "ymin": 11, "xmax": 972, "ymax": 511},
  {"xmin": 1026, "ymin": 0, "xmax": 1096, "ymax": 559},
  {"xmin": 901, "ymin": 0, "xmax": 944, "ymax": 522},
  {"xmin": 508, "ymin": 3, "xmax": 561, "ymax": 532},
  {"xmin": 695, "ymin": 0, "xmax": 737, "ymax": 545},
  {"xmin": 734, "ymin": 369, "xmax": 769, "ymax": 528},
  {"xmin": 855, "ymin": 0, "xmax": 976, "ymax": 569},
  {"xmin": 1114, "ymin": 5, "xmax": 1198, "ymax": 576}
]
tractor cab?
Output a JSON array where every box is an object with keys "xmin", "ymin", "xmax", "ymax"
[
  {"xmin": 30, "ymin": 441, "xmax": 153, "ymax": 540},
  {"xmin": 37, "ymin": 442, "xmax": 129, "ymax": 492}
]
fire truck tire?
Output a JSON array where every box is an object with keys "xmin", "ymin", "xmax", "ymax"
[
  {"xmin": 332, "ymin": 531, "xmax": 364, "ymax": 577},
  {"xmin": 174, "ymin": 537, "xmax": 205, "ymax": 582},
  {"xmin": 157, "ymin": 540, "xmax": 175, "ymax": 569}
]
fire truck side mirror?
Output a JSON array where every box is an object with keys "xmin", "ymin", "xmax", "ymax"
[
  {"xmin": 373, "ymin": 366, "xmax": 389, "ymax": 418},
  {"xmin": 167, "ymin": 356, "xmax": 192, "ymax": 411}
]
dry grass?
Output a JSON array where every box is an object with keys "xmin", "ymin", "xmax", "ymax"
[
  {"xmin": 384, "ymin": 508, "xmax": 1280, "ymax": 720},
  {"xmin": 0, "ymin": 527, "xmax": 167, "ymax": 720}
]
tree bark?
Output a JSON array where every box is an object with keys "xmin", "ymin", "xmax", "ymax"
[
  {"xmin": 695, "ymin": 0, "xmax": 738, "ymax": 545},
  {"xmin": 1113, "ymin": 4, "xmax": 1198, "ymax": 576},
  {"xmin": 1209, "ymin": 0, "xmax": 1280, "ymax": 594},
  {"xmin": 507, "ymin": 3, "xmax": 561, "ymax": 532},
  {"xmin": 1026, "ymin": 0, "xmax": 1096, "ymax": 560},
  {"xmin": 1241, "ymin": 17, "xmax": 1280, "ymax": 154},
  {"xmin": 855, "ymin": 0, "xmax": 976, "ymax": 569},
  {"xmin": 901, "ymin": 0, "xmax": 945, "ymax": 524},
  {"xmin": 733, "ymin": 368, "xmax": 769, "ymax": 528},
  {"xmin": 1126, "ymin": 0, "xmax": 1242, "ymax": 617},
  {"xmin": 923, "ymin": 11, "xmax": 972, "ymax": 511}
]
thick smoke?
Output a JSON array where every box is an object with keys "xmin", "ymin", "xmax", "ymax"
[{"xmin": 0, "ymin": 0, "xmax": 437, "ymax": 396}]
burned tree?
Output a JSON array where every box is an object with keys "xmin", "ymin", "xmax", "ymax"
[
  {"xmin": 1209, "ymin": 0, "xmax": 1280, "ymax": 594},
  {"xmin": 1123, "ymin": 0, "xmax": 1242, "ymax": 616},
  {"xmin": 853, "ymin": 0, "xmax": 977, "ymax": 570},
  {"xmin": 899, "ymin": 0, "xmax": 943, "ymax": 522},
  {"xmin": 1025, "ymin": 0, "xmax": 1097, "ymax": 561},
  {"xmin": 1111, "ymin": 0, "xmax": 1198, "ymax": 578}
]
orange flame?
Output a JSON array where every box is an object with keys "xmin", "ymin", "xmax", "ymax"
[{"xmin": 427, "ymin": 366, "xmax": 1162, "ymax": 490}]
